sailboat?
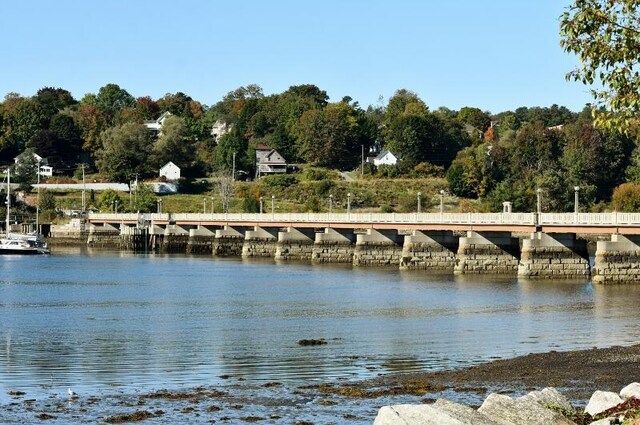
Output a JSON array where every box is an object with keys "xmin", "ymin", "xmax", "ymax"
[{"xmin": 0, "ymin": 167, "xmax": 50, "ymax": 255}]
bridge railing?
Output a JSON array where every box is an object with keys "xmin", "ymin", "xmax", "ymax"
[
  {"xmin": 539, "ymin": 212, "xmax": 640, "ymax": 226},
  {"xmin": 88, "ymin": 212, "xmax": 537, "ymax": 225}
]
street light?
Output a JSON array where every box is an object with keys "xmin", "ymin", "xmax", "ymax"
[
  {"xmin": 347, "ymin": 193, "xmax": 351, "ymax": 215},
  {"xmin": 260, "ymin": 196, "xmax": 263, "ymax": 214},
  {"xmin": 329, "ymin": 194, "xmax": 333, "ymax": 214},
  {"xmin": 536, "ymin": 187, "xmax": 542, "ymax": 214},
  {"xmin": 574, "ymin": 186, "xmax": 580, "ymax": 214},
  {"xmin": 439, "ymin": 190, "xmax": 445, "ymax": 214},
  {"xmin": 115, "ymin": 199, "xmax": 119, "ymax": 214},
  {"xmin": 271, "ymin": 195, "xmax": 275, "ymax": 217},
  {"xmin": 417, "ymin": 192, "xmax": 422, "ymax": 213},
  {"xmin": 203, "ymin": 197, "xmax": 207, "ymax": 213}
]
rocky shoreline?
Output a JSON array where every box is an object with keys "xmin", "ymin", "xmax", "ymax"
[{"xmin": 3, "ymin": 344, "xmax": 640, "ymax": 423}]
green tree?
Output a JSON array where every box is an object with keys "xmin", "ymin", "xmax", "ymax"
[
  {"xmin": 560, "ymin": 0, "xmax": 640, "ymax": 129},
  {"xmin": 98, "ymin": 189, "xmax": 123, "ymax": 212},
  {"xmin": 96, "ymin": 123, "xmax": 153, "ymax": 182},
  {"xmin": 152, "ymin": 115, "xmax": 194, "ymax": 171},
  {"xmin": 38, "ymin": 189, "xmax": 56, "ymax": 212},
  {"xmin": 458, "ymin": 107, "xmax": 491, "ymax": 133},
  {"xmin": 13, "ymin": 148, "xmax": 39, "ymax": 192},
  {"xmin": 294, "ymin": 102, "xmax": 364, "ymax": 169},
  {"xmin": 95, "ymin": 83, "xmax": 135, "ymax": 125},
  {"xmin": 130, "ymin": 183, "xmax": 157, "ymax": 212}
]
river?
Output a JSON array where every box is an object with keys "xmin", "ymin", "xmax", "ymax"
[{"xmin": 1, "ymin": 249, "xmax": 640, "ymax": 423}]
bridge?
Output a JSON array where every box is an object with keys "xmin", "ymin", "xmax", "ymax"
[{"xmin": 60, "ymin": 212, "xmax": 640, "ymax": 284}]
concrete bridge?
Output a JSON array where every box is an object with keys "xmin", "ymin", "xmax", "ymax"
[{"xmin": 77, "ymin": 212, "xmax": 640, "ymax": 283}]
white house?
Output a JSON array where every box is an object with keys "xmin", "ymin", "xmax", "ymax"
[
  {"xmin": 159, "ymin": 161, "xmax": 181, "ymax": 181},
  {"xmin": 14, "ymin": 152, "xmax": 52, "ymax": 177},
  {"xmin": 144, "ymin": 111, "xmax": 172, "ymax": 133},
  {"xmin": 211, "ymin": 120, "xmax": 232, "ymax": 141},
  {"xmin": 372, "ymin": 150, "xmax": 398, "ymax": 167},
  {"xmin": 39, "ymin": 165, "xmax": 53, "ymax": 177}
]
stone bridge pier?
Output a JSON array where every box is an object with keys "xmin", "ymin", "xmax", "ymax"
[
  {"xmin": 353, "ymin": 229, "xmax": 403, "ymax": 266},
  {"xmin": 518, "ymin": 232, "xmax": 590, "ymax": 279},
  {"xmin": 213, "ymin": 226, "xmax": 244, "ymax": 256},
  {"xmin": 187, "ymin": 225, "xmax": 217, "ymax": 254},
  {"xmin": 594, "ymin": 234, "xmax": 640, "ymax": 283},
  {"xmin": 242, "ymin": 226, "xmax": 279, "ymax": 258},
  {"xmin": 275, "ymin": 227, "xmax": 316, "ymax": 261},
  {"xmin": 454, "ymin": 231, "xmax": 519, "ymax": 274},
  {"xmin": 312, "ymin": 228, "xmax": 355, "ymax": 263},
  {"xmin": 400, "ymin": 230, "xmax": 458, "ymax": 272}
]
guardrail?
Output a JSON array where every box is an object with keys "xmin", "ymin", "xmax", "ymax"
[
  {"xmin": 89, "ymin": 212, "xmax": 540, "ymax": 225},
  {"xmin": 87, "ymin": 211, "xmax": 640, "ymax": 227}
]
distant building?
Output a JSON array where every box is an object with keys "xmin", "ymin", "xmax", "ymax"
[
  {"xmin": 372, "ymin": 150, "xmax": 398, "ymax": 167},
  {"xmin": 211, "ymin": 120, "xmax": 232, "ymax": 142},
  {"xmin": 14, "ymin": 152, "xmax": 52, "ymax": 177},
  {"xmin": 144, "ymin": 111, "xmax": 172, "ymax": 134},
  {"xmin": 39, "ymin": 165, "xmax": 53, "ymax": 177},
  {"xmin": 255, "ymin": 145, "xmax": 287, "ymax": 179},
  {"xmin": 159, "ymin": 161, "xmax": 181, "ymax": 181}
]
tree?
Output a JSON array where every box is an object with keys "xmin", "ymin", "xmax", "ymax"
[
  {"xmin": 152, "ymin": 115, "xmax": 194, "ymax": 171},
  {"xmin": 294, "ymin": 102, "xmax": 364, "ymax": 169},
  {"xmin": 0, "ymin": 97, "xmax": 48, "ymax": 158},
  {"xmin": 96, "ymin": 123, "xmax": 153, "ymax": 182},
  {"xmin": 13, "ymin": 149, "xmax": 39, "ymax": 192},
  {"xmin": 560, "ymin": 0, "xmax": 640, "ymax": 129},
  {"xmin": 95, "ymin": 83, "xmax": 135, "ymax": 124},
  {"xmin": 98, "ymin": 189, "xmax": 122, "ymax": 212},
  {"xmin": 130, "ymin": 183, "xmax": 157, "ymax": 212},
  {"xmin": 458, "ymin": 107, "xmax": 491, "ymax": 133}
]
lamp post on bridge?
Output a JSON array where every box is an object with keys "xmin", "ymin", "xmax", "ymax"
[
  {"xmin": 271, "ymin": 195, "xmax": 275, "ymax": 218},
  {"xmin": 347, "ymin": 193, "xmax": 351, "ymax": 215},
  {"xmin": 439, "ymin": 190, "xmax": 445, "ymax": 215},
  {"xmin": 536, "ymin": 187, "xmax": 542, "ymax": 214},
  {"xmin": 417, "ymin": 192, "xmax": 421, "ymax": 213},
  {"xmin": 574, "ymin": 186, "xmax": 580, "ymax": 214},
  {"xmin": 259, "ymin": 196, "xmax": 263, "ymax": 214},
  {"xmin": 329, "ymin": 194, "xmax": 333, "ymax": 214}
]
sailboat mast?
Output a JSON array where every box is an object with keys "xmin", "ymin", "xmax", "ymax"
[{"xmin": 6, "ymin": 167, "xmax": 10, "ymax": 236}]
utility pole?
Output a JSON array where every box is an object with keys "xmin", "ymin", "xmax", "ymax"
[
  {"xmin": 36, "ymin": 159, "xmax": 41, "ymax": 232},
  {"xmin": 232, "ymin": 152, "xmax": 236, "ymax": 181},
  {"xmin": 81, "ymin": 164, "xmax": 86, "ymax": 212}
]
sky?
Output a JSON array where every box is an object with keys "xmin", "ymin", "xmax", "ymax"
[{"xmin": 0, "ymin": 0, "xmax": 592, "ymax": 114}]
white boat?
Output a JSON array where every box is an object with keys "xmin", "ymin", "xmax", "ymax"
[{"xmin": 1, "ymin": 168, "xmax": 50, "ymax": 255}]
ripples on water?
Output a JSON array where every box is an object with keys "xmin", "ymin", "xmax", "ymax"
[{"xmin": 2, "ymin": 249, "xmax": 640, "ymax": 422}]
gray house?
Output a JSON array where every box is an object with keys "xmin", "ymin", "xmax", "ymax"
[{"xmin": 255, "ymin": 145, "xmax": 287, "ymax": 179}]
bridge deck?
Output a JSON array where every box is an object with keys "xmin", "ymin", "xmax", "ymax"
[{"xmin": 87, "ymin": 212, "xmax": 640, "ymax": 234}]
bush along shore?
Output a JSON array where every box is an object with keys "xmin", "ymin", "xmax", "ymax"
[{"xmin": 375, "ymin": 383, "xmax": 640, "ymax": 424}]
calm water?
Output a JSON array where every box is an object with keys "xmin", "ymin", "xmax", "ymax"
[{"xmin": 2, "ymin": 250, "xmax": 640, "ymax": 422}]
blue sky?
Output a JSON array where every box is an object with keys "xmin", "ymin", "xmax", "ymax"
[{"xmin": 1, "ymin": 0, "xmax": 591, "ymax": 114}]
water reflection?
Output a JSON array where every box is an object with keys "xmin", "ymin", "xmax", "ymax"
[{"xmin": 2, "ymin": 253, "xmax": 640, "ymax": 399}]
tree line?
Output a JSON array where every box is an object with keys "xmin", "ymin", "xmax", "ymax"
[{"xmin": 1, "ymin": 82, "xmax": 638, "ymax": 212}]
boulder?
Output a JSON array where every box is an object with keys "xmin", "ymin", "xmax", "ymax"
[
  {"xmin": 584, "ymin": 391, "xmax": 623, "ymax": 416},
  {"xmin": 478, "ymin": 393, "xmax": 575, "ymax": 425},
  {"xmin": 620, "ymin": 382, "xmax": 640, "ymax": 399},
  {"xmin": 588, "ymin": 418, "xmax": 617, "ymax": 425},
  {"xmin": 374, "ymin": 404, "xmax": 465, "ymax": 425},
  {"xmin": 433, "ymin": 399, "xmax": 502, "ymax": 425},
  {"xmin": 517, "ymin": 387, "xmax": 573, "ymax": 412}
]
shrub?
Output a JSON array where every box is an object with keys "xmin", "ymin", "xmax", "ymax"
[
  {"xmin": 242, "ymin": 195, "xmax": 260, "ymax": 213},
  {"xmin": 301, "ymin": 167, "xmax": 338, "ymax": 181},
  {"xmin": 412, "ymin": 162, "xmax": 445, "ymax": 178},
  {"xmin": 315, "ymin": 179, "xmax": 335, "ymax": 195},
  {"xmin": 263, "ymin": 174, "xmax": 298, "ymax": 188},
  {"xmin": 612, "ymin": 183, "xmax": 640, "ymax": 212}
]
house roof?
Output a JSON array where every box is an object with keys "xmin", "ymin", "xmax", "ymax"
[
  {"xmin": 374, "ymin": 149, "xmax": 396, "ymax": 160},
  {"xmin": 256, "ymin": 144, "xmax": 272, "ymax": 151},
  {"xmin": 160, "ymin": 161, "xmax": 180, "ymax": 170}
]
